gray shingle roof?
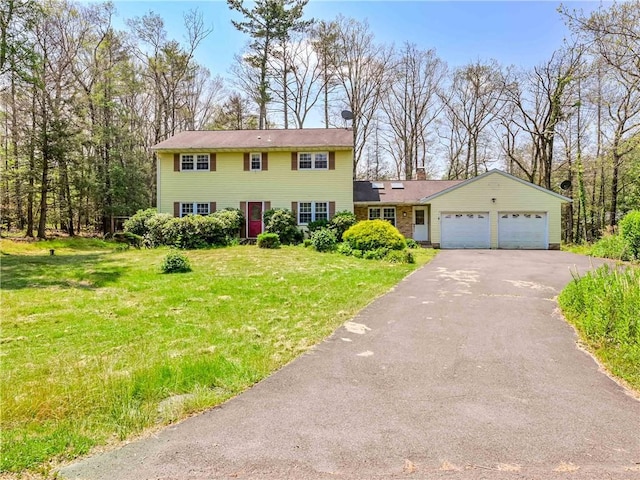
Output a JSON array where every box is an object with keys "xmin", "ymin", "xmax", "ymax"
[
  {"xmin": 354, "ymin": 180, "xmax": 463, "ymax": 204},
  {"xmin": 152, "ymin": 129, "xmax": 353, "ymax": 151}
]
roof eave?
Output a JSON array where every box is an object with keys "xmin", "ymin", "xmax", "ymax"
[{"xmin": 419, "ymin": 169, "xmax": 572, "ymax": 203}]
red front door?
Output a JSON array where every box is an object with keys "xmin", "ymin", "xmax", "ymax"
[{"xmin": 248, "ymin": 202, "xmax": 263, "ymax": 238}]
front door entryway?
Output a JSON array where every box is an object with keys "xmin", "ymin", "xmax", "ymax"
[
  {"xmin": 413, "ymin": 207, "xmax": 428, "ymax": 242},
  {"xmin": 248, "ymin": 202, "xmax": 263, "ymax": 238}
]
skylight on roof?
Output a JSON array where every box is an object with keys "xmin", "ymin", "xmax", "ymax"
[
  {"xmin": 372, "ymin": 182, "xmax": 384, "ymax": 189},
  {"xmin": 391, "ymin": 182, "xmax": 404, "ymax": 189}
]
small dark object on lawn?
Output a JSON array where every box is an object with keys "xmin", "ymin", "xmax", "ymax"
[{"xmin": 50, "ymin": 249, "xmax": 55, "ymax": 256}]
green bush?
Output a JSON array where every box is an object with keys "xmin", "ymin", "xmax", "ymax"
[
  {"xmin": 591, "ymin": 233, "xmax": 630, "ymax": 261},
  {"xmin": 330, "ymin": 210, "xmax": 357, "ymax": 241},
  {"xmin": 303, "ymin": 239, "xmax": 312, "ymax": 248},
  {"xmin": 307, "ymin": 219, "xmax": 329, "ymax": 234},
  {"xmin": 113, "ymin": 232, "xmax": 143, "ymax": 248},
  {"xmin": 144, "ymin": 213, "xmax": 174, "ymax": 247},
  {"xmin": 213, "ymin": 209, "xmax": 244, "ymax": 238},
  {"xmin": 263, "ymin": 209, "xmax": 303, "ymax": 245},
  {"xmin": 384, "ymin": 249, "xmax": 415, "ymax": 264},
  {"xmin": 363, "ymin": 248, "xmax": 389, "ymax": 260},
  {"xmin": 620, "ymin": 210, "xmax": 640, "ymax": 260},
  {"xmin": 161, "ymin": 251, "xmax": 192, "ymax": 273},
  {"xmin": 161, "ymin": 216, "xmax": 206, "ymax": 249},
  {"xmin": 310, "ymin": 228, "xmax": 337, "ymax": 252},
  {"xmin": 343, "ymin": 220, "xmax": 406, "ymax": 252},
  {"xmin": 257, "ymin": 232, "xmax": 281, "ymax": 249},
  {"xmin": 123, "ymin": 208, "xmax": 157, "ymax": 237},
  {"xmin": 406, "ymin": 239, "xmax": 419, "ymax": 249},
  {"xmin": 336, "ymin": 242, "xmax": 353, "ymax": 256}
]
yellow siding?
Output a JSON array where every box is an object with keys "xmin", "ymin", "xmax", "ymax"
[
  {"xmin": 428, "ymin": 171, "xmax": 566, "ymax": 248},
  {"xmin": 158, "ymin": 150, "xmax": 353, "ymax": 215}
]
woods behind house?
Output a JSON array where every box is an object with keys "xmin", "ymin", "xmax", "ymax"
[{"xmin": 1, "ymin": 0, "xmax": 639, "ymax": 243}]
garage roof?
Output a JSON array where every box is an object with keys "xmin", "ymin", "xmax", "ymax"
[
  {"xmin": 354, "ymin": 180, "xmax": 463, "ymax": 204},
  {"xmin": 419, "ymin": 169, "xmax": 572, "ymax": 203},
  {"xmin": 152, "ymin": 129, "xmax": 353, "ymax": 151}
]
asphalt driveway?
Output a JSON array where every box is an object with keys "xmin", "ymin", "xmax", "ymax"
[{"xmin": 60, "ymin": 250, "xmax": 640, "ymax": 479}]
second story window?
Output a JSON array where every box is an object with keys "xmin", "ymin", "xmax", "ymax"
[
  {"xmin": 298, "ymin": 152, "xmax": 328, "ymax": 170},
  {"xmin": 251, "ymin": 153, "xmax": 262, "ymax": 171},
  {"xmin": 181, "ymin": 153, "xmax": 209, "ymax": 171}
]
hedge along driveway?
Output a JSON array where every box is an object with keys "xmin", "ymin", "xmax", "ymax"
[{"xmin": 0, "ymin": 240, "xmax": 435, "ymax": 475}]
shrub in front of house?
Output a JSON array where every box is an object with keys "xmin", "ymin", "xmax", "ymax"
[
  {"xmin": 257, "ymin": 232, "xmax": 281, "ymax": 249},
  {"xmin": 162, "ymin": 216, "xmax": 207, "ymax": 249},
  {"xmin": 384, "ymin": 249, "xmax": 415, "ymax": 264},
  {"xmin": 620, "ymin": 210, "xmax": 640, "ymax": 260},
  {"xmin": 406, "ymin": 238, "xmax": 419, "ymax": 249},
  {"xmin": 161, "ymin": 251, "xmax": 191, "ymax": 273},
  {"xmin": 214, "ymin": 208, "xmax": 244, "ymax": 239},
  {"xmin": 329, "ymin": 210, "xmax": 357, "ymax": 241},
  {"xmin": 310, "ymin": 228, "xmax": 337, "ymax": 252},
  {"xmin": 342, "ymin": 219, "xmax": 406, "ymax": 252},
  {"xmin": 123, "ymin": 208, "xmax": 157, "ymax": 237},
  {"xmin": 263, "ymin": 209, "xmax": 303, "ymax": 245},
  {"xmin": 307, "ymin": 219, "xmax": 329, "ymax": 235},
  {"xmin": 144, "ymin": 213, "xmax": 174, "ymax": 247}
]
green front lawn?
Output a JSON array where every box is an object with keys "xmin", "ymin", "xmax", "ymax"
[{"xmin": 0, "ymin": 239, "xmax": 434, "ymax": 475}]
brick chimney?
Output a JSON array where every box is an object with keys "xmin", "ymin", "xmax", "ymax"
[{"xmin": 416, "ymin": 167, "xmax": 426, "ymax": 180}]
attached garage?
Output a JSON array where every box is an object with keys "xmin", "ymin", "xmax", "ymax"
[
  {"xmin": 420, "ymin": 170, "xmax": 571, "ymax": 250},
  {"xmin": 498, "ymin": 212, "xmax": 548, "ymax": 249},
  {"xmin": 441, "ymin": 212, "xmax": 490, "ymax": 249}
]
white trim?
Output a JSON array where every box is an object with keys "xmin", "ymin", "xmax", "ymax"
[
  {"xmin": 297, "ymin": 201, "xmax": 329, "ymax": 225},
  {"xmin": 298, "ymin": 152, "xmax": 329, "ymax": 170},
  {"xmin": 368, "ymin": 206, "xmax": 396, "ymax": 226},
  {"xmin": 412, "ymin": 206, "xmax": 428, "ymax": 242},
  {"xmin": 180, "ymin": 153, "xmax": 210, "ymax": 172},
  {"xmin": 179, "ymin": 202, "xmax": 210, "ymax": 217},
  {"xmin": 419, "ymin": 169, "xmax": 572, "ymax": 203},
  {"xmin": 250, "ymin": 152, "xmax": 262, "ymax": 171}
]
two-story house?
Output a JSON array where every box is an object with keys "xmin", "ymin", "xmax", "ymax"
[
  {"xmin": 153, "ymin": 128, "xmax": 571, "ymax": 249},
  {"xmin": 152, "ymin": 129, "xmax": 353, "ymax": 239}
]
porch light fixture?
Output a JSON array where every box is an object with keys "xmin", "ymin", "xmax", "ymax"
[{"xmin": 492, "ymin": 198, "xmax": 496, "ymax": 203}]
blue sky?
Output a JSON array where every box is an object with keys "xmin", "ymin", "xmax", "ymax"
[{"xmin": 106, "ymin": 0, "xmax": 604, "ymax": 77}]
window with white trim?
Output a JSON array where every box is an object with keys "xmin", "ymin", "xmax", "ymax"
[
  {"xmin": 297, "ymin": 201, "xmax": 329, "ymax": 224},
  {"xmin": 298, "ymin": 152, "xmax": 328, "ymax": 170},
  {"xmin": 181, "ymin": 202, "xmax": 210, "ymax": 217},
  {"xmin": 250, "ymin": 153, "xmax": 262, "ymax": 171},
  {"xmin": 368, "ymin": 207, "xmax": 396, "ymax": 226},
  {"xmin": 181, "ymin": 153, "xmax": 209, "ymax": 171}
]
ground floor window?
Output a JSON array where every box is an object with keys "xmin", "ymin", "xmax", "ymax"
[
  {"xmin": 181, "ymin": 202, "xmax": 210, "ymax": 217},
  {"xmin": 368, "ymin": 207, "xmax": 396, "ymax": 226},
  {"xmin": 297, "ymin": 201, "xmax": 329, "ymax": 224}
]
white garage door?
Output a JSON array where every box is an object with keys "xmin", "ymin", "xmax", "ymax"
[
  {"xmin": 498, "ymin": 212, "xmax": 548, "ymax": 249},
  {"xmin": 441, "ymin": 212, "xmax": 490, "ymax": 249}
]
